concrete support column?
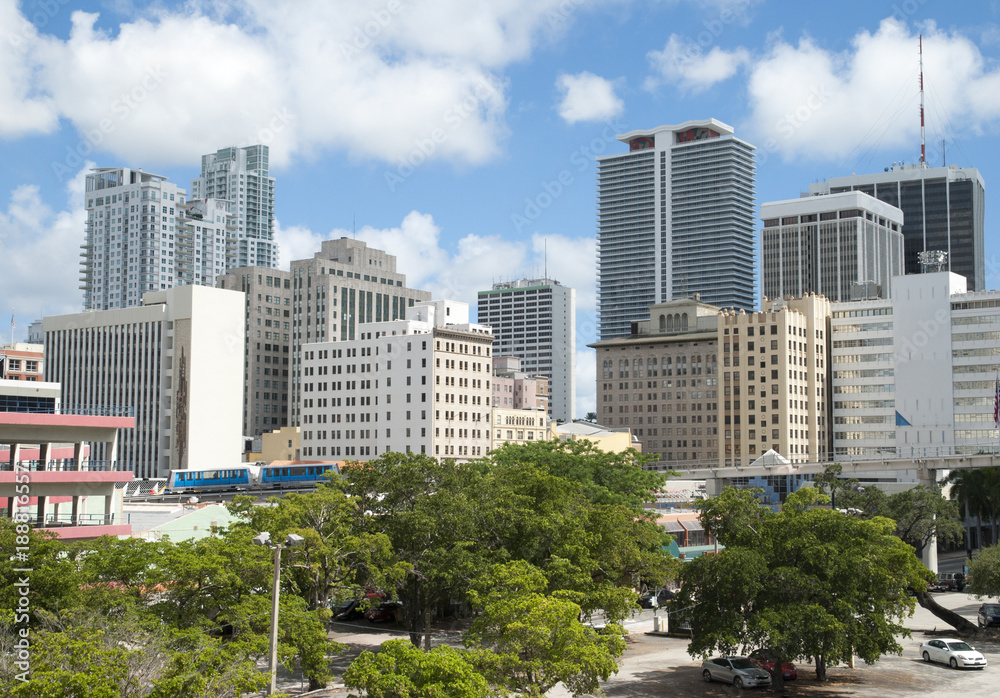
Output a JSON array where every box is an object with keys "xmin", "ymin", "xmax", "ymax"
[
  {"xmin": 106, "ymin": 438, "xmax": 119, "ymax": 471},
  {"xmin": 74, "ymin": 441, "xmax": 84, "ymax": 471},
  {"xmin": 10, "ymin": 443, "xmax": 20, "ymax": 470},
  {"xmin": 704, "ymin": 477, "xmax": 724, "ymax": 497},
  {"xmin": 37, "ymin": 495, "xmax": 48, "ymax": 527},
  {"xmin": 104, "ymin": 491, "xmax": 114, "ymax": 524},
  {"xmin": 71, "ymin": 496, "xmax": 81, "ymax": 525},
  {"xmin": 917, "ymin": 466, "xmax": 939, "ymax": 574},
  {"xmin": 40, "ymin": 442, "xmax": 52, "ymax": 470}
]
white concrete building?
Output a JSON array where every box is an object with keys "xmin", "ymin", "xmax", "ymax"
[
  {"xmin": 491, "ymin": 407, "xmax": 549, "ymax": 450},
  {"xmin": 477, "ymin": 278, "xmax": 574, "ymax": 421},
  {"xmin": 42, "ymin": 285, "xmax": 245, "ymax": 479},
  {"xmin": 300, "ymin": 301, "xmax": 493, "ymax": 462},
  {"xmin": 82, "ymin": 168, "xmax": 230, "ymax": 311},
  {"xmin": 191, "ymin": 145, "xmax": 277, "ymax": 269},
  {"xmin": 289, "ymin": 238, "xmax": 431, "ymax": 426},
  {"xmin": 831, "ymin": 271, "xmax": 1000, "ymax": 473},
  {"xmin": 597, "ymin": 119, "xmax": 756, "ymax": 340},
  {"xmin": 761, "ymin": 191, "xmax": 904, "ymax": 303}
]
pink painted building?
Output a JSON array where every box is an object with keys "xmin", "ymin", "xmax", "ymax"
[
  {"xmin": 492, "ymin": 356, "xmax": 549, "ymax": 413},
  {"xmin": 0, "ymin": 379, "xmax": 134, "ymax": 539}
]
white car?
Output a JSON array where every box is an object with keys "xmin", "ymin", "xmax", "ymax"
[
  {"xmin": 919, "ymin": 638, "xmax": 987, "ymax": 669},
  {"xmin": 701, "ymin": 656, "xmax": 772, "ymax": 688}
]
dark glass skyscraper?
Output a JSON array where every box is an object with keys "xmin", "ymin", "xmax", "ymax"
[{"xmin": 809, "ymin": 165, "xmax": 985, "ymax": 290}]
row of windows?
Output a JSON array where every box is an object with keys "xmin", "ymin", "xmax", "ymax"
[
  {"xmin": 832, "ymin": 308, "xmax": 892, "ymax": 318},
  {"xmin": 835, "ymin": 431, "xmax": 896, "ymax": 440}
]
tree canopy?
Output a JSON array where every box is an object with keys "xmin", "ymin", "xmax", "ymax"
[{"xmin": 678, "ymin": 487, "xmax": 932, "ymax": 690}]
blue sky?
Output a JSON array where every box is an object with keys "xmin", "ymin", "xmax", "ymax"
[{"xmin": 3, "ymin": 0, "xmax": 1000, "ymax": 416}]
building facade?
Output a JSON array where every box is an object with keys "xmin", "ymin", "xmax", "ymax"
[
  {"xmin": 491, "ymin": 407, "xmax": 549, "ymax": 450},
  {"xmin": 830, "ymin": 271, "xmax": 1000, "ymax": 464},
  {"xmin": 190, "ymin": 145, "xmax": 277, "ymax": 269},
  {"xmin": 43, "ymin": 286, "xmax": 245, "ymax": 479},
  {"xmin": 300, "ymin": 301, "xmax": 493, "ymax": 462},
  {"xmin": 809, "ymin": 164, "xmax": 986, "ymax": 290},
  {"xmin": 217, "ymin": 267, "xmax": 293, "ymax": 437},
  {"xmin": 761, "ymin": 191, "xmax": 904, "ymax": 303},
  {"xmin": 289, "ymin": 238, "xmax": 431, "ymax": 425},
  {"xmin": 597, "ymin": 119, "xmax": 756, "ymax": 340},
  {"xmin": 491, "ymin": 356, "xmax": 549, "ymax": 413},
  {"xmin": 477, "ymin": 278, "xmax": 575, "ymax": 421},
  {"xmin": 82, "ymin": 168, "xmax": 230, "ymax": 311},
  {"xmin": 589, "ymin": 297, "xmax": 721, "ymax": 465},
  {"xmin": 0, "ymin": 343, "xmax": 44, "ymax": 381},
  {"xmin": 720, "ymin": 294, "xmax": 832, "ymax": 468}
]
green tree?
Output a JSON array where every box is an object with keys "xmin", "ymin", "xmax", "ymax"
[
  {"xmin": 228, "ymin": 479, "xmax": 401, "ymax": 611},
  {"xmin": 679, "ymin": 487, "xmax": 931, "ymax": 690},
  {"xmin": 967, "ymin": 543, "xmax": 1000, "ymax": 598},
  {"xmin": 344, "ymin": 640, "xmax": 490, "ymax": 698},
  {"xmin": 946, "ymin": 468, "xmax": 1000, "ymax": 550},
  {"xmin": 464, "ymin": 561, "xmax": 625, "ymax": 697}
]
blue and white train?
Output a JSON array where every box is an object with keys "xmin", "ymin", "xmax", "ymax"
[{"xmin": 164, "ymin": 462, "xmax": 343, "ymax": 494}]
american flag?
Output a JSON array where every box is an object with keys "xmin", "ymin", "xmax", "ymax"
[{"xmin": 994, "ymin": 373, "xmax": 1000, "ymax": 428}]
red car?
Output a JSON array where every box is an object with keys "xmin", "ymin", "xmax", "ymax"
[{"xmin": 748, "ymin": 648, "xmax": 798, "ymax": 681}]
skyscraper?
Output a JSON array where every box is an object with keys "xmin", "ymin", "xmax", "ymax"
[
  {"xmin": 191, "ymin": 145, "xmax": 277, "ymax": 269},
  {"xmin": 289, "ymin": 238, "xmax": 431, "ymax": 425},
  {"xmin": 596, "ymin": 119, "xmax": 756, "ymax": 340},
  {"xmin": 809, "ymin": 164, "xmax": 985, "ymax": 290},
  {"xmin": 476, "ymin": 278, "xmax": 575, "ymax": 422},
  {"xmin": 760, "ymin": 191, "xmax": 904, "ymax": 303},
  {"xmin": 82, "ymin": 168, "xmax": 229, "ymax": 311}
]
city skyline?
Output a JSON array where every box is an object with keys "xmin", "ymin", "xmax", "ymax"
[{"xmin": 5, "ymin": 2, "xmax": 1000, "ymax": 418}]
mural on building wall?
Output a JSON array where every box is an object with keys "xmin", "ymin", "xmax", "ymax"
[{"xmin": 175, "ymin": 346, "xmax": 189, "ymax": 470}]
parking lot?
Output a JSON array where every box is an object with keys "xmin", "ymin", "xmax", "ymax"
[
  {"xmin": 547, "ymin": 591, "xmax": 999, "ymax": 697},
  {"xmin": 308, "ymin": 588, "xmax": 999, "ymax": 697}
]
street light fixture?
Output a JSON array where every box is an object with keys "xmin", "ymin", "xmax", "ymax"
[{"xmin": 253, "ymin": 532, "xmax": 304, "ymax": 695}]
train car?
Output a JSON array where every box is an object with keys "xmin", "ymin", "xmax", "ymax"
[
  {"xmin": 258, "ymin": 461, "xmax": 343, "ymax": 489},
  {"xmin": 164, "ymin": 464, "xmax": 260, "ymax": 494}
]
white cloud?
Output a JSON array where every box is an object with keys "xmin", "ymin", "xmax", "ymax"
[
  {"xmin": 745, "ymin": 18, "xmax": 1000, "ymax": 162},
  {"xmin": 0, "ymin": 0, "xmax": 605, "ymax": 169},
  {"xmin": 0, "ymin": 166, "xmax": 90, "ymax": 331},
  {"xmin": 645, "ymin": 34, "xmax": 749, "ymax": 93},
  {"xmin": 556, "ymin": 72, "xmax": 624, "ymax": 124}
]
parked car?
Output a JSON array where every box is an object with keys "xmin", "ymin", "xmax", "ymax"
[
  {"xmin": 928, "ymin": 578, "xmax": 950, "ymax": 592},
  {"xmin": 637, "ymin": 589, "xmax": 675, "ymax": 609},
  {"xmin": 937, "ymin": 572, "xmax": 965, "ymax": 591},
  {"xmin": 330, "ymin": 598, "xmax": 365, "ymax": 622},
  {"xmin": 918, "ymin": 638, "xmax": 987, "ymax": 669},
  {"xmin": 701, "ymin": 657, "xmax": 772, "ymax": 689},
  {"xmin": 978, "ymin": 603, "xmax": 1000, "ymax": 628},
  {"xmin": 365, "ymin": 600, "xmax": 401, "ymax": 623},
  {"xmin": 747, "ymin": 648, "xmax": 798, "ymax": 681}
]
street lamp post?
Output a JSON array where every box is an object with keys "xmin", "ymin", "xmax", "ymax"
[{"xmin": 253, "ymin": 531, "xmax": 304, "ymax": 695}]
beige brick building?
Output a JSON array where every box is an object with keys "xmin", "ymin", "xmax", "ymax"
[
  {"xmin": 589, "ymin": 297, "xmax": 721, "ymax": 467},
  {"xmin": 719, "ymin": 293, "xmax": 831, "ymax": 467}
]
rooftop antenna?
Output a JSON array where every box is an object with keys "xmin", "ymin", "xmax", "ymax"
[
  {"xmin": 544, "ymin": 238, "xmax": 547, "ymax": 280},
  {"xmin": 919, "ymin": 34, "xmax": 926, "ymax": 167},
  {"xmin": 352, "ymin": 214, "xmax": 356, "ymax": 239}
]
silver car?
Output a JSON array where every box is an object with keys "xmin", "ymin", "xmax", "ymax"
[
  {"xmin": 918, "ymin": 638, "xmax": 987, "ymax": 669},
  {"xmin": 701, "ymin": 656, "xmax": 773, "ymax": 688}
]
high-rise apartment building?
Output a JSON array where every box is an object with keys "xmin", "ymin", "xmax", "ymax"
[
  {"xmin": 300, "ymin": 301, "xmax": 493, "ymax": 462},
  {"xmin": 81, "ymin": 168, "xmax": 230, "ymax": 311},
  {"xmin": 289, "ymin": 238, "xmax": 431, "ymax": 425},
  {"xmin": 588, "ymin": 296, "xmax": 721, "ymax": 465},
  {"xmin": 761, "ymin": 191, "xmax": 904, "ymax": 303},
  {"xmin": 809, "ymin": 164, "xmax": 985, "ymax": 290},
  {"xmin": 217, "ymin": 267, "xmax": 294, "ymax": 438},
  {"xmin": 720, "ymin": 294, "xmax": 832, "ymax": 468},
  {"xmin": 43, "ymin": 285, "xmax": 245, "ymax": 479},
  {"xmin": 476, "ymin": 278, "xmax": 575, "ymax": 421},
  {"xmin": 191, "ymin": 145, "xmax": 277, "ymax": 269},
  {"xmin": 596, "ymin": 119, "xmax": 756, "ymax": 340}
]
